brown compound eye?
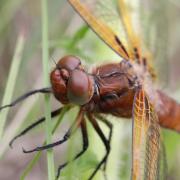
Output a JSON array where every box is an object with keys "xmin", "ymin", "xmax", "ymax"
[
  {"xmin": 57, "ymin": 55, "xmax": 81, "ymax": 71},
  {"xmin": 67, "ymin": 69, "xmax": 94, "ymax": 105},
  {"xmin": 50, "ymin": 69, "xmax": 69, "ymax": 104}
]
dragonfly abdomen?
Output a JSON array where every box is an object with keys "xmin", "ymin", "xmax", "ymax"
[{"xmin": 157, "ymin": 90, "xmax": 180, "ymax": 132}]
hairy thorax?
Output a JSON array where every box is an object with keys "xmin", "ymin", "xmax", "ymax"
[
  {"xmin": 84, "ymin": 60, "xmax": 180, "ymax": 132},
  {"xmin": 84, "ymin": 60, "xmax": 137, "ymax": 117}
]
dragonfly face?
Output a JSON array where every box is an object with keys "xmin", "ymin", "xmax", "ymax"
[{"xmin": 50, "ymin": 55, "xmax": 94, "ymax": 105}]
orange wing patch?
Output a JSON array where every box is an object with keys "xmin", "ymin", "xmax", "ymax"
[
  {"xmin": 118, "ymin": 0, "xmax": 141, "ymax": 60},
  {"xmin": 118, "ymin": 0, "xmax": 156, "ymax": 78},
  {"xmin": 68, "ymin": 0, "xmax": 130, "ymax": 60},
  {"xmin": 132, "ymin": 88, "xmax": 160, "ymax": 179}
]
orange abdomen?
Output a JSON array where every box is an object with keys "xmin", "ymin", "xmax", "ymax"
[{"xmin": 157, "ymin": 91, "xmax": 180, "ymax": 132}]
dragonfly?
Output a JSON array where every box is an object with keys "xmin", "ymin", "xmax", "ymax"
[{"xmin": 0, "ymin": 0, "xmax": 180, "ymax": 179}]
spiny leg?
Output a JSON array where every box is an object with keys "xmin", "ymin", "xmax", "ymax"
[
  {"xmin": 0, "ymin": 87, "xmax": 52, "ymax": 111},
  {"xmin": 9, "ymin": 107, "xmax": 65, "ymax": 148},
  {"xmin": 23, "ymin": 109, "xmax": 84, "ymax": 153},
  {"xmin": 87, "ymin": 114, "xmax": 110, "ymax": 180},
  {"xmin": 95, "ymin": 114, "xmax": 113, "ymax": 172},
  {"xmin": 56, "ymin": 116, "xmax": 89, "ymax": 179}
]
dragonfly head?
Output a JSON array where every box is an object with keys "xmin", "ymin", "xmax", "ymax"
[{"xmin": 50, "ymin": 55, "xmax": 94, "ymax": 105}]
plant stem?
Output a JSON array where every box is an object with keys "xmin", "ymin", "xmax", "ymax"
[
  {"xmin": 0, "ymin": 32, "xmax": 25, "ymax": 138},
  {"xmin": 41, "ymin": 0, "xmax": 55, "ymax": 179}
]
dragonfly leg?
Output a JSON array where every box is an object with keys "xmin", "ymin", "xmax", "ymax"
[
  {"xmin": 9, "ymin": 107, "xmax": 64, "ymax": 148},
  {"xmin": 22, "ymin": 109, "xmax": 84, "ymax": 153},
  {"xmin": 56, "ymin": 116, "xmax": 88, "ymax": 179},
  {"xmin": 95, "ymin": 115, "xmax": 113, "ymax": 173},
  {"xmin": 87, "ymin": 113, "xmax": 110, "ymax": 180},
  {"xmin": 0, "ymin": 87, "xmax": 52, "ymax": 111}
]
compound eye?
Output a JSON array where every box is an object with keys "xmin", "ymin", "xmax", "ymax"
[
  {"xmin": 58, "ymin": 55, "xmax": 81, "ymax": 71},
  {"xmin": 67, "ymin": 70, "xmax": 94, "ymax": 105},
  {"xmin": 50, "ymin": 69, "xmax": 68, "ymax": 104}
]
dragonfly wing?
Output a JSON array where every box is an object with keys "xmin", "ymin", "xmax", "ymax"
[
  {"xmin": 117, "ymin": 0, "xmax": 156, "ymax": 77},
  {"xmin": 157, "ymin": 140, "xmax": 168, "ymax": 180},
  {"xmin": 68, "ymin": 0, "xmax": 131, "ymax": 60},
  {"xmin": 132, "ymin": 88, "xmax": 161, "ymax": 179},
  {"xmin": 117, "ymin": 0, "xmax": 141, "ymax": 59},
  {"xmin": 68, "ymin": 0, "xmax": 156, "ymax": 78}
]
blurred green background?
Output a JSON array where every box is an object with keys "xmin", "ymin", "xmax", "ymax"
[{"xmin": 0, "ymin": 0, "xmax": 180, "ymax": 180}]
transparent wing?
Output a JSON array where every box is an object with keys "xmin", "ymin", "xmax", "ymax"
[
  {"xmin": 68, "ymin": 0, "xmax": 132, "ymax": 60},
  {"xmin": 132, "ymin": 88, "xmax": 161, "ymax": 179},
  {"xmin": 68, "ymin": 0, "xmax": 156, "ymax": 78}
]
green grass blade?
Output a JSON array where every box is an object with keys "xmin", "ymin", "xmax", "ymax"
[
  {"xmin": 0, "ymin": 32, "xmax": 25, "ymax": 138},
  {"xmin": 0, "ymin": 0, "xmax": 24, "ymax": 36},
  {"xmin": 41, "ymin": 0, "xmax": 55, "ymax": 179}
]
